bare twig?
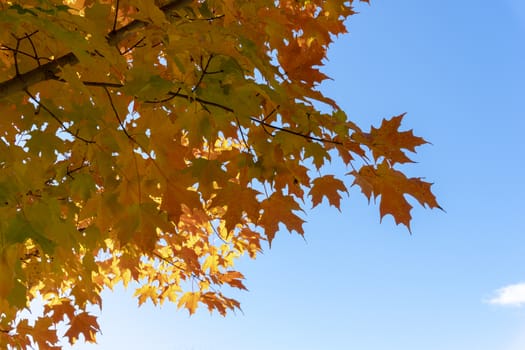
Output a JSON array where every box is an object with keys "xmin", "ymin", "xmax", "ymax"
[
  {"xmin": 24, "ymin": 89, "xmax": 95, "ymax": 144},
  {"xmin": 24, "ymin": 31, "xmax": 41, "ymax": 67},
  {"xmin": 103, "ymin": 86, "xmax": 144, "ymax": 200},
  {"xmin": 103, "ymin": 87, "xmax": 132, "ymax": 140},
  {"xmin": 78, "ymin": 81, "xmax": 124, "ymax": 88},
  {"xmin": 120, "ymin": 37, "xmax": 146, "ymax": 55},
  {"xmin": 148, "ymin": 90, "xmax": 344, "ymax": 146},
  {"xmin": 193, "ymin": 54, "xmax": 214, "ymax": 92},
  {"xmin": 12, "ymin": 34, "xmax": 21, "ymax": 76},
  {"xmin": 112, "ymin": 0, "xmax": 120, "ymax": 32}
]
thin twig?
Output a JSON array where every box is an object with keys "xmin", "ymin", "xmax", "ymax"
[
  {"xmin": 120, "ymin": 37, "xmax": 146, "ymax": 55},
  {"xmin": 155, "ymin": 91, "xmax": 344, "ymax": 146},
  {"xmin": 12, "ymin": 34, "xmax": 21, "ymax": 76},
  {"xmin": 262, "ymin": 106, "xmax": 278, "ymax": 122},
  {"xmin": 234, "ymin": 116, "xmax": 250, "ymax": 151},
  {"xmin": 79, "ymin": 80, "xmax": 124, "ymax": 88},
  {"xmin": 103, "ymin": 87, "xmax": 133, "ymax": 140},
  {"xmin": 185, "ymin": 14, "xmax": 225, "ymax": 22},
  {"xmin": 143, "ymin": 88, "xmax": 181, "ymax": 104},
  {"xmin": 193, "ymin": 54, "xmax": 214, "ymax": 92},
  {"xmin": 249, "ymin": 117, "xmax": 342, "ymax": 145},
  {"xmin": 112, "ymin": 0, "xmax": 120, "ymax": 32},
  {"xmin": 24, "ymin": 89, "xmax": 95, "ymax": 144},
  {"xmin": 24, "ymin": 31, "xmax": 41, "ymax": 66},
  {"xmin": 0, "ymin": 46, "xmax": 53, "ymax": 66},
  {"xmin": 103, "ymin": 87, "xmax": 143, "ymax": 200}
]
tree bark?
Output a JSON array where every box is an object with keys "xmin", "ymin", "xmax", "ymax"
[{"xmin": 0, "ymin": 0, "xmax": 191, "ymax": 100}]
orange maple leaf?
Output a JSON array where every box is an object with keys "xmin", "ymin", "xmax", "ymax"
[
  {"xmin": 200, "ymin": 291, "xmax": 241, "ymax": 316},
  {"xmin": 309, "ymin": 175, "xmax": 348, "ymax": 209},
  {"xmin": 44, "ymin": 299, "xmax": 76, "ymax": 324},
  {"xmin": 31, "ymin": 317, "xmax": 60, "ymax": 350},
  {"xmin": 351, "ymin": 161, "xmax": 441, "ymax": 230},
  {"xmin": 219, "ymin": 271, "xmax": 247, "ymax": 290},
  {"xmin": 64, "ymin": 312, "xmax": 100, "ymax": 345},
  {"xmin": 353, "ymin": 114, "xmax": 427, "ymax": 164},
  {"xmin": 259, "ymin": 192, "xmax": 305, "ymax": 244}
]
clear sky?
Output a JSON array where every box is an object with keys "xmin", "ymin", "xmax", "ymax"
[{"xmin": 64, "ymin": 1, "xmax": 525, "ymax": 349}]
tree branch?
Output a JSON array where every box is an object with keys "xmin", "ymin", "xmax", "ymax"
[
  {"xmin": 0, "ymin": 0, "xmax": 191, "ymax": 100},
  {"xmin": 106, "ymin": 0, "xmax": 193, "ymax": 46},
  {"xmin": 0, "ymin": 53, "xmax": 79, "ymax": 99},
  {"xmin": 24, "ymin": 88, "xmax": 95, "ymax": 144},
  {"xmin": 149, "ymin": 91, "xmax": 344, "ymax": 146}
]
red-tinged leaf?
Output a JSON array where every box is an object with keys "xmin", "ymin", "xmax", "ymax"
[
  {"xmin": 260, "ymin": 192, "xmax": 305, "ymax": 244},
  {"xmin": 178, "ymin": 246, "xmax": 202, "ymax": 271},
  {"xmin": 64, "ymin": 312, "xmax": 100, "ymax": 345},
  {"xmin": 354, "ymin": 114, "xmax": 427, "ymax": 164},
  {"xmin": 351, "ymin": 162, "xmax": 440, "ymax": 230},
  {"xmin": 309, "ymin": 175, "xmax": 348, "ymax": 209},
  {"xmin": 178, "ymin": 292, "xmax": 201, "ymax": 315},
  {"xmin": 337, "ymin": 137, "xmax": 366, "ymax": 165},
  {"xmin": 44, "ymin": 299, "xmax": 76, "ymax": 323},
  {"xmin": 220, "ymin": 271, "xmax": 247, "ymax": 290},
  {"xmin": 200, "ymin": 291, "xmax": 241, "ymax": 316},
  {"xmin": 237, "ymin": 227, "xmax": 264, "ymax": 258},
  {"xmin": 31, "ymin": 317, "xmax": 60, "ymax": 350},
  {"xmin": 160, "ymin": 179, "xmax": 202, "ymax": 221},
  {"xmin": 200, "ymin": 292, "xmax": 228, "ymax": 316},
  {"xmin": 12, "ymin": 319, "xmax": 32, "ymax": 349}
]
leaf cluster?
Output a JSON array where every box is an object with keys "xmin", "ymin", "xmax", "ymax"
[{"xmin": 0, "ymin": 0, "xmax": 438, "ymax": 348}]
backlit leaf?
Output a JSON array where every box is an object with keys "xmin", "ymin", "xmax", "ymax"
[{"xmin": 309, "ymin": 175, "xmax": 348, "ymax": 209}]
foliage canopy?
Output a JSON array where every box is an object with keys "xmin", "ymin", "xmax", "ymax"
[{"xmin": 0, "ymin": 0, "xmax": 440, "ymax": 348}]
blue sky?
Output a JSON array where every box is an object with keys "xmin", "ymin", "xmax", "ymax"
[{"xmin": 65, "ymin": 1, "xmax": 525, "ymax": 349}]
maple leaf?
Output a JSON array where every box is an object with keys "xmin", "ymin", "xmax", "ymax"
[
  {"xmin": 200, "ymin": 291, "xmax": 241, "ymax": 316},
  {"xmin": 352, "ymin": 114, "xmax": 427, "ymax": 164},
  {"xmin": 134, "ymin": 284, "xmax": 160, "ymax": 306},
  {"xmin": 309, "ymin": 175, "xmax": 348, "ymax": 209},
  {"xmin": 211, "ymin": 182, "xmax": 261, "ymax": 232},
  {"xmin": 44, "ymin": 299, "xmax": 77, "ymax": 324},
  {"xmin": 178, "ymin": 292, "xmax": 201, "ymax": 315},
  {"xmin": 64, "ymin": 312, "xmax": 100, "ymax": 345},
  {"xmin": 31, "ymin": 317, "xmax": 60, "ymax": 350},
  {"xmin": 351, "ymin": 161, "xmax": 441, "ymax": 230},
  {"xmin": 260, "ymin": 192, "xmax": 305, "ymax": 244},
  {"xmin": 219, "ymin": 271, "xmax": 248, "ymax": 290}
]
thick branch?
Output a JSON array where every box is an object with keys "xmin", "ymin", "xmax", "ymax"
[
  {"xmin": 0, "ymin": 0, "xmax": 191, "ymax": 100},
  {"xmin": 107, "ymin": 0, "xmax": 192, "ymax": 45},
  {"xmin": 0, "ymin": 53, "xmax": 78, "ymax": 99}
]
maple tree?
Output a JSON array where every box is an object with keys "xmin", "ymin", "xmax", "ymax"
[{"xmin": 0, "ymin": 0, "xmax": 440, "ymax": 348}]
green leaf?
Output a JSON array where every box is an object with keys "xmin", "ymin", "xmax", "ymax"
[
  {"xmin": 70, "ymin": 173, "xmax": 97, "ymax": 202},
  {"xmin": 6, "ymin": 214, "xmax": 56, "ymax": 254}
]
